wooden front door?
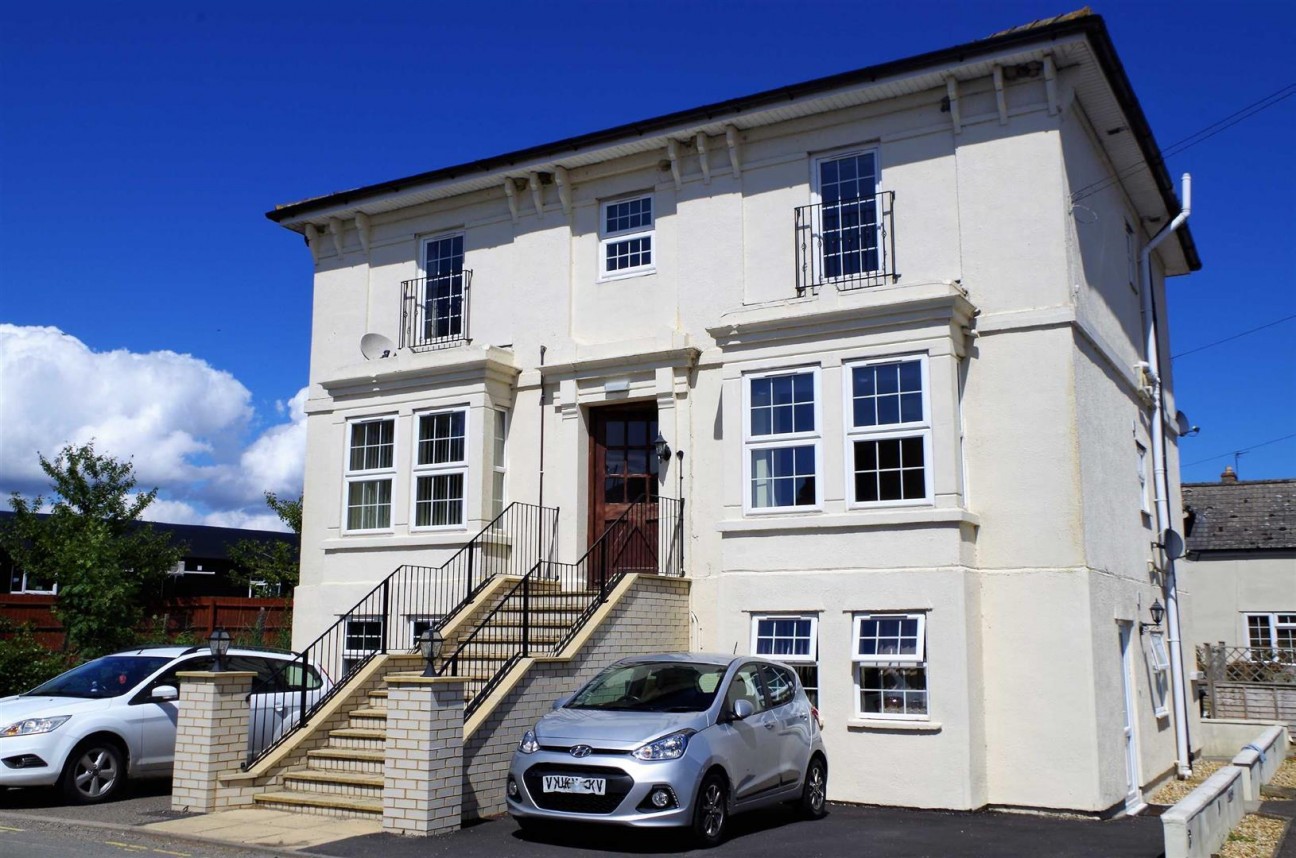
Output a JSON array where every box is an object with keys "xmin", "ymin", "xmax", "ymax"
[{"xmin": 588, "ymin": 405, "xmax": 660, "ymax": 586}]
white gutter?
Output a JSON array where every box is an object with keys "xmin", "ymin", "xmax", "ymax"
[{"xmin": 1139, "ymin": 172, "xmax": 1192, "ymax": 777}]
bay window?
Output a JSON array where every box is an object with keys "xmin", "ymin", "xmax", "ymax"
[
  {"xmin": 345, "ymin": 418, "xmax": 395, "ymax": 531},
  {"xmin": 412, "ymin": 408, "xmax": 467, "ymax": 529},
  {"xmin": 847, "ymin": 356, "xmax": 931, "ymax": 505},
  {"xmin": 745, "ymin": 368, "xmax": 820, "ymax": 511}
]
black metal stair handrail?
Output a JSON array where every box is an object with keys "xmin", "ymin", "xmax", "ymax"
[
  {"xmin": 440, "ymin": 497, "xmax": 684, "ymax": 718},
  {"xmin": 244, "ymin": 501, "xmax": 557, "ymax": 767}
]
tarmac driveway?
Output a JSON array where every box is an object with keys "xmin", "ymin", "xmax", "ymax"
[{"xmin": 311, "ymin": 803, "xmax": 1165, "ymax": 858}]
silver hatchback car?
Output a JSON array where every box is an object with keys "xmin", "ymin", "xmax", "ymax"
[{"xmin": 506, "ymin": 653, "xmax": 827, "ymax": 846}]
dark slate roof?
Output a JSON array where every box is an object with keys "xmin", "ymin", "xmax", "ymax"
[
  {"xmin": 1182, "ymin": 479, "xmax": 1296, "ymax": 553},
  {"xmin": 0, "ymin": 511, "xmax": 295, "ymax": 561}
]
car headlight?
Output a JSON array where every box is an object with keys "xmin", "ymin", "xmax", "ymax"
[
  {"xmin": 633, "ymin": 729, "xmax": 695, "ymax": 761},
  {"xmin": 1, "ymin": 716, "xmax": 71, "ymax": 738},
  {"xmin": 518, "ymin": 729, "xmax": 539, "ymax": 754}
]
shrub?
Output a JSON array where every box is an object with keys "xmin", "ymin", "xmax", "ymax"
[{"xmin": 0, "ymin": 620, "xmax": 72, "ymax": 697}]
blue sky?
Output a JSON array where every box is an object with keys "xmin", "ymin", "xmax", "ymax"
[{"xmin": 1, "ymin": 0, "xmax": 1293, "ymax": 527}]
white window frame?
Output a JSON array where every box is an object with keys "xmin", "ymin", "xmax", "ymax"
[
  {"xmin": 491, "ymin": 407, "xmax": 508, "ymax": 519},
  {"xmin": 342, "ymin": 615, "xmax": 384, "ymax": 674},
  {"xmin": 1148, "ymin": 631, "xmax": 1170, "ymax": 718},
  {"xmin": 1246, "ymin": 613, "xmax": 1296, "ymax": 658},
  {"xmin": 598, "ymin": 194, "xmax": 655, "ymax": 281},
  {"xmin": 751, "ymin": 614, "xmax": 819, "ymax": 705},
  {"xmin": 812, "ymin": 147, "xmax": 883, "ymax": 280},
  {"xmin": 844, "ymin": 355, "xmax": 933, "ymax": 508},
  {"xmin": 343, "ymin": 416, "xmax": 397, "ymax": 534},
  {"xmin": 407, "ymin": 615, "xmax": 443, "ymax": 648},
  {"xmin": 1137, "ymin": 442, "xmax": 1151, "ymax": 516},
  {"xmin": 410, "ymin": 407, "xmax": 469, "ymax": 531},
  {"xmin": 742, "ymin": 367, "xmax": 822, "ymax": 514},
  {"xmin": 418, "ymin": 232, "xmax": 468, "ymax": 342},
  {"xmin": 852, "ymin": 612, "xmax": 930, "ymax": 721},
  {"xmin": 10, "ymin": 569, "xmax": 56, "ymax": 595}
]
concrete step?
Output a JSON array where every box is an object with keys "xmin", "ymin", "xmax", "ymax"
[
  {"xmin": 253, "ymin": 790, "xmax": 382, "ymax": 818},
  {"xmin": 282, "ymin": 769, "xmax": 383, "ymax": 799},
  {"xmin": 306, "ymin": 748, "xmax": 385, "ymax": 775},
  {"xmin": 327, "ymin": 727, "xmax": 385, "ymax": 751},
  {"xmin": 347, "ymin": 708, "xmax": 386, "ymax": 730}
]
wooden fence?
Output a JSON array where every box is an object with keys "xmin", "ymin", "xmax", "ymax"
[
  {"xmin": 1199, "ymin": 642, "xmax": 1296, "ymax": 732},
  {"xmin": 0, "ymin": 594, "xmax": 292, "ymax": 651}
]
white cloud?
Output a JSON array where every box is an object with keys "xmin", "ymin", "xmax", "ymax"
[{"xmin": 0, "ymin": 324, "xmax": 304, "ymax": 529}]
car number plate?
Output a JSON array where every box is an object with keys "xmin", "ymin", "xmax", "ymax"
[{"xmin": 542, "ymin": 775, "xmax": 607, "ymax": 795}]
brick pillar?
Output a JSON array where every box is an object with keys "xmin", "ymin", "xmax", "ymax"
[
  {"xmin": 171, "ymin": 670, "xmax": 255, "ymax": 813},
  {"xmin": 384, "ymin": 675, "xmax": 465, "ymax": 836}
]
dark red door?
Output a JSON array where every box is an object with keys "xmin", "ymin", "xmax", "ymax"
[{"xmin": 588, "ymin": 405, "xmax": 660, "ymax": 586}]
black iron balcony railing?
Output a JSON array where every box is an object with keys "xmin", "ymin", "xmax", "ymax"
[
  {"xmin": 400, "ymin": 271, "xmax": 472, "ymax": 351},
  {"xmin": 794, "ymin": 191, "xmax": 896, "ymax": 295}
]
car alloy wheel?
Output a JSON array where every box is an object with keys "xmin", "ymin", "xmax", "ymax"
[
  {"xmin": 693, "ymin": 773, "xmax": 728, "ymax": 847},
  {"xmin": 62, "ymin": 741, "xmax": 124, "ymax": 804},
  {"xmin": 801, "ymin": 755, "xmax": 827, "ymax": 819}
]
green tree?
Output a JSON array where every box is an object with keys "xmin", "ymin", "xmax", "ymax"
[
  {"xmin": 1, "ymin": 442, "xmax": 184, "ymax": 657},
  {"xmin": 226, "ymin": 492, "xmax": 302, "ymax": 597}
]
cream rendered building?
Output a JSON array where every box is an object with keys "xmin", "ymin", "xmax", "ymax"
[{"xmin": 269, "ymin": 12, "xmax": 1200, "ymax": 815}]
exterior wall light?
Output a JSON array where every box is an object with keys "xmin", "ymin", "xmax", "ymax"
[
  {"xmin": 654, "ymin": 431, "xmax": 672, "ymax": 463},
  {"xmin": 209, "ymin": 628, "xmax": 231, "ymax": 671},
  {"xmin": 1140, "ymin": 599, "xmax": 1165, "ymax": 635},
  {"xmin": 418, "ymin": 628, "xmax": 444, "ymax": 677}
]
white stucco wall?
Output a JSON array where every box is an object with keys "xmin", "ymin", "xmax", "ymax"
[{"xmin": 1179, "ymin": 554, "xmax": 1296, "ymax": 647}]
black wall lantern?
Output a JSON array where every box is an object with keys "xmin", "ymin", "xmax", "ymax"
[
  {"xmin": 1140, "ymin": 599, "xmax": 1165, "ymax": 635},
  {"xmin": 653, "ymin": 431, "xmax": 672, "ymax": 463}
]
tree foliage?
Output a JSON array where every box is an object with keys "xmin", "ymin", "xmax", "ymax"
[
  {"xmin": 1, "ymin": 442, "xmax": 184, "ymax": 657},
  {"xmin": 225, "ymin": 492, "xmax": 302, "ymax": 597},
  {"xmin": 0, "ymin": 620, "xmax": 72, "ymax": 697}
]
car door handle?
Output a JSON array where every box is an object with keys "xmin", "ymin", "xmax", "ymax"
[{"xmin": 764, "ymin": 721, "xmax": 776, "ymax": 730}]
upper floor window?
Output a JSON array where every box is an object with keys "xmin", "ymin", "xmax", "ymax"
[
  {"xmin": 345, "ymin": 418, "xmax": 395, "ymax": 532},
  {"xmin": 847, "ymin": 356, "xmax": 931, "ymax": 505},
  {"xmin": 745, "ymin": 369, "xmax": 820, "ymax": 512},
  {"xmin": 817, "ymin": 150, "xmax": 880, "ymax": 279},
  {"xmin": 412, "ymin": 409, "xmax": 467, "ymax": 529},
  {"xmin": 420, "ymin": 234, "xmax": 467, "ymax": 343},
  {"xmin": 600, "ymin": 195, "xmax": 654, "ymax": 279}
]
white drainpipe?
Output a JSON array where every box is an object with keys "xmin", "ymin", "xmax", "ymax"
[{"xmin": 1139, "ymin": 173, "xmax": 1192, "ymax": 777}]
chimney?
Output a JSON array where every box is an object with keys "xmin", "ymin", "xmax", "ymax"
[{"xmin": 1220, "ymin": 466, "xmax": 1238, "ymax": 484}]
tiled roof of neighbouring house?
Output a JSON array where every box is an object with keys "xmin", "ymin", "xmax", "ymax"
[{"xmin": 1183, "ymin": 478, "xmax": 1296, "ymax": 553}]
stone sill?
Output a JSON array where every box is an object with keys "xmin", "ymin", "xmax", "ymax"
[
  {"xmin": 846, "ymin": 719, "xmax": 943, "ymax": 733},
  {"xmin": 717, "ymin": 508, "xmax": 978, "ymax": 535}
]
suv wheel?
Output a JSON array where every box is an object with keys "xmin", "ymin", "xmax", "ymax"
[
  {"xmin": 692, "ymin": 772, "xmax": 728, "ymax": 847},
  {"xmin": 800, "ymin": 755, "xmax": 828, "ymax": 819},
  {"xmin": 60, "ymin": 739, "xmax": 125, "ymax": 804}
]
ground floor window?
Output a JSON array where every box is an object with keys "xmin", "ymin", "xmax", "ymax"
[
  {"xmin": 342, "ymin": 616, "xmax": 384, "ymax": 676},
  {"xmin": 751, "ymin": 614, "xmax": 818, "ymax": 706},
  {"xmin": 852, "ymin": 612, "xmax": 928, "ymax": 719},
  {"xmin": 1247, "ymin": 613, "xmax": 1296, "ymax": 659}
]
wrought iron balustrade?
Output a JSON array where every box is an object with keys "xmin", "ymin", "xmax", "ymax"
[
  {"xmin": 794, "ymin": 191, "xmax": 896, "ymax": 295},
  {"xmin": 400, "ymin": 271, "xmax": 472, "ymax": 351}
]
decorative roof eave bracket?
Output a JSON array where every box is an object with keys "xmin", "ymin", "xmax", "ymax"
[
  {"xmin": 695, "ymin": 133, "xmax": 711, "ymax": 184},
  {"xmin": 666, "ymin": 139, "xmax": 683, "ymax": 190},
  {"xmin": 1043, "ymin": 55, "xmax": 1060, "ymax": 116},
  {"xmin": 529, "ymin": 173, "xmax": 544, "ymax": 217},
  {"xmin": 992, "ymin": 66, "xmax": 1008, "ymax": 125},
  {"xmin": 725, "ymin": 125, "xmax": 742, "ymax": 179},
  {"xmin": 503, "ymin": 179, "xmax": 520, "ymax": 222},
  {"xmin": 354, "ymin": 211, "xmax": 372, "ymax": 257},
  {"xmin": 328, "ymin": 217, "xmax": 346, "ymax": 258},
  {"xmin": 946, "ymin": 77, "xmax": 962, "ymax": 135},
  {"xmin": 554, "ymin": 166, "xmax": 573, "ymax": 217}
]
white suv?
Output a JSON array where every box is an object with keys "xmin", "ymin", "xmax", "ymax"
[{"xmin": 0, "ymin": 645, "xmax": 328, "ymax": 804}]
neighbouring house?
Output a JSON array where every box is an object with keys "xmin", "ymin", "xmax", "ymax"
[
  {"xmin": 0, "ymin": 512, "xmax": 298, "ymax": 649},
  {"xmin": 259, "ymin": 10, "xmax": 1201, "ymax": 820},
  {"xmin": 1181, "ymin": 471, "xmax": 1296, "ymax": 651}
]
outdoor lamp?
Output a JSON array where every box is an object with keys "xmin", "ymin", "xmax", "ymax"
[
  {"xmin": 654, "ymin": 431, "xmax": 672, "ymax": 463},
  {"xmin": 1140, "ymin": 599, "xmax": 1165, "ymax": 635},
  {"xmin": 418, "ymin": 628, "xmax": 444, "ymax": 677},
  {"xmin": 209, "ymin": 628, "xmax": 231, "ymax": 671}
]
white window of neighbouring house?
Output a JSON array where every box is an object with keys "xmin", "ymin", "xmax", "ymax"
[
  {"xmin": 412, "ymin": 409, "xmax": 467, "ymax": 529},
  {"xmin": 751, "ymin": 615, "xmax": 819, "ymax": 706},
  {"xmin": 420, "ymin": 233, "xmax": 467, "ymax": 342},
  {"xmin": 1247, "ymin": 613, "xmax": 1296, "ymax": 657},
  {"xmin": 599, "ymin": 195, "xmax": 654, "ymax": 279},
  {"xmin": 342, "ymin": 616, "xmax": 384, "ymax": 676},
  {"xmin": 491, "ymin": 408, "xmax": 508, "ymax": 519},
  {"xmin": 745, "ymin": 368, "xmax": 820, "ymax": 512},
  {"xmin": 345, "ymin": 418, "xmax": 395, "ymax": 532},
  {"xmin": 852, "ymin": 613, "xmax": 928, "ymax": 719},
  {"xmin": 816, "ymin": 150, "xmax": 880, "ymax": 279},
  {"xmin": 846, "ymin": 356, "xmax": 931, "ymax": 506},
  {"xmin": 9, "ymin": 569, "xmax": 56, "ymax": 595}
]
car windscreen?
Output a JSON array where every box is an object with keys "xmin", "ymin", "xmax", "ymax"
[
  {"xmin": 26, "ymin": 655, "xmax": 172, "ymax": 698},
  {"xmin": 566, "ymin": 661, "xmax": 727, "ymax": 712}
]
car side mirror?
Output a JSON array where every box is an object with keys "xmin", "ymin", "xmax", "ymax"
[
  {"xmin": 151, "ymin": 685, "xmax": 179, "ymax": 702},
  {"xmin": 730, "ymin": 698, "xmax": 755, "ymax": 722},
  {"xmin": 551, "ymin": 695, "xmax": 570, "ymax": 710}
]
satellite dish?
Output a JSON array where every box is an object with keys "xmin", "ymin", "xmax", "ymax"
[
  {"xmin": 360, "ymin": 333, "xmax": 396, "ymax": 361},
  {"xmin": 1156, "ymin": 528, "xmax": 1185, "ymax": 561}
]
